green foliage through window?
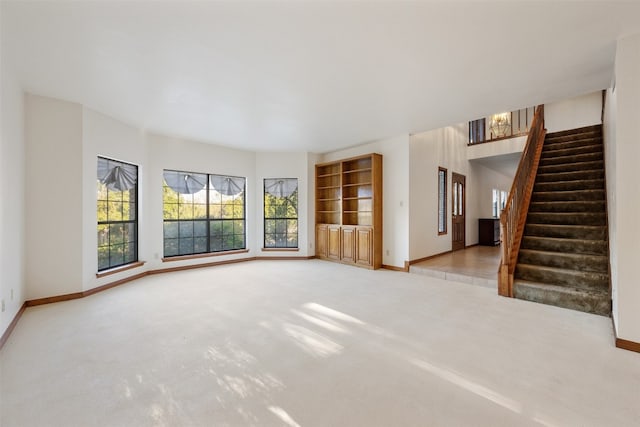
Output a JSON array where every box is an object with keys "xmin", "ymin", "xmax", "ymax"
[
  {"xmin": 264, "ymin": 178, "xmax": 298, "ymax": 248},
  {"xmin": 97, "ymin": 157, "xmax": 138, "ymax": 271},
  {"xmin": 163, "ymin": 170, "xmax": 246, "ymax": 257}
]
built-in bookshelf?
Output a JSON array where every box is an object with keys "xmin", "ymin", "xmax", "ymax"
[{"xmin": 315, "ymin": 153, "xmax": 382, "ymax": 269}]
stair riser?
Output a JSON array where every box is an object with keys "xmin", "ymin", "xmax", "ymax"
[
  {"xmin": 513, "ymin": 283, "xmax": 610, "ymax": 316},
  {"xmin": 521, "ymin": 236, "xmax": 608, "ymax": 255},
  {"xmin": 527, "ymin": 212, "xmax": 606, "ymax": 226},
  {"xmin": 541, "ymin": 145, "xmax": 602, "ymax": 159},
  {"xmin": 518, "ymin": 250, "xmax": 608, "ymax": 273},
  {"xmin": 536, "ymin": 170, "xmax": 604, "ymax": 183},
  {"xmin": 539, "ymin": 151, "xmax": 603, "ymax": 166},
  {"xmin": 528, "ymin": 201, "xmax": 606, "ymax": 213},
  {"xmin": 515, "ymin": 265, "xmax": 609, "ymax": 290},
  {"xmin": 524, "ymin": 224, "xmax": 607, "ymax": 240},
  {"xmin": 543, "ymin": 138, "xmax": 602, "ymax": 152},
  {"xmin": 531, "ymin": 190, "xmax": 605, "ymax": 202},
  {"xmin": 534, "ymin": 179, "xmax": 604, "ymax": 192},
  {"xmin": 537, "ymin": 160, "xmax": 603, "ymax": 174}
]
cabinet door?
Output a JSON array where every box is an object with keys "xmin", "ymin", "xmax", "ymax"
[
  {"xmin": 341, "ymin": 227, "xmax": 356, "ymax": 263},
  {"xmin": 356, "ymin": 227, "xmax": 374, "ymax": 267},
  {"xmin": 328, "ymin": 225, "xmax": 341, "ymax": 260},
  {"xmin": 316, "ymin": 225, "xmax": 328, "ymax": 258}
]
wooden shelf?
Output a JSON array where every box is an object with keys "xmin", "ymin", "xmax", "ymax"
[
  {"xmin": 315, "ymin": 153, "xmax": 382, "ymax": 270},
  {"xmin": 342, "ymin": 182, "xmax": 372, "ymax": 188},
  {"xmin": 342, "ymin": 168, "xmax": 371, "ymax": 174}
]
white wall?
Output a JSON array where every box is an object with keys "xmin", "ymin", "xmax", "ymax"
[
  {"xmin": 82, "ymin": 108, "xmax": 148, "ymax": 291},
  {"xmin": 25, "ymin": 94, "xmax": 83, "ymax": 299},
  {"xmin": 467, "ymin": 135, "xmax": 527, "ymax": 160},
  {"xmin": 544, "ymin": 91, "xmax": 602, "ymax": 133},
  {"xmin": 0, "ymin": 38, "xmax": 26, "ymax": 336},
  {"xmin": 321, "ymin": 135, "xmax": 410, "ymax": 268},
  {"xmin": 409, "ymin": 123, "xmax": 481, "ymax": 260},
  {"xmin": 255, "ymin": 151, "xmax": 310, "ymax": 257},
  {"xmin": 146, "ymin": 133, "xmax": 257, "ymax": 271},
  {"xmin": 471, "ymin": 163, "xmax": 514, "ymax": 219},
  {"xmin": 605, "ymin": 33, "xmax": 640, "ymax": 344}
]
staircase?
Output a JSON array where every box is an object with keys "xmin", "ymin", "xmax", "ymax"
[{"xmin": 513, "ymin": 124, "xmax": 611, "ymax": 316}]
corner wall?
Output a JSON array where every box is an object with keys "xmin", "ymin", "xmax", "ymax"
[
  {"xmin": 0, "ymin": 34, "xmax": 26, "ymax": 336},
  {"xmin": 604, "ymin": 32, "xmax": 640, "ymax": 344}
]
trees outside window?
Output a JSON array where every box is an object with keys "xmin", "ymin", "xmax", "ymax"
[
  {"xmin": 264, "ymin": 178, "xmax": 298, "ymax": 248},
  {"xmin": 163, "ymin": 170, "xmax": 246, "ymax": 257}
]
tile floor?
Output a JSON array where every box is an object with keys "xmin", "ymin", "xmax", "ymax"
[{"xmin": 409, "ymin": 245, "xmax": 501, "ymax": 288}]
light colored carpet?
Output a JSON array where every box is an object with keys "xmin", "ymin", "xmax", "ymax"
[{"xmin": 1, "ymin": 260, "xmax": 639, "ymax": 426}]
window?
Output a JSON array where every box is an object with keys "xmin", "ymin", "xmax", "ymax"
[
  {"xmin": 97, "ymin": 157, "xmax": 138, "ymax": 271},
  {"xmin": 438, "ymin": 167, "xmax": 447, "ymax": 235},
  {"xmin": 163, "ymin": 170, "xmax": 246, "ymax": 257},
  {"xmin": 492, "ymin": 189, "xmax": 509, "ymax": 218},
  {"xmin": 264, "ymin": 178, "xmax": 298, "ymax": 248}
]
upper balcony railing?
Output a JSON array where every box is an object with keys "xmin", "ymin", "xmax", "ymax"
[{"xmin": 468, "ymin": 106, "xmax": 536, "ymax": 145}]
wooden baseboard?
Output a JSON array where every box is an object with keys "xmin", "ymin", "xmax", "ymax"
[
  {"xmin": 382, "ymin": 264, "xmax": 408, "ymax": 272},
  {"xmin": 616, "ymin": 338, "xmax": 640, "ymax": 353},
  {"xmin": 26, "ymin": 292, "xmax": 84, "ymax": 307},
  {"xmin": 611, "ymin": 316, "xmax": 640, "ymax": 353},
  {"xmin": 256, "ymin": 255, "xmax": 316, "ymax": 261},
  {"xmin": 0, "ymin": 302, "xmax": 27, "ymax": 351},
  {"xmin": 408, "ymin": 250, "xmax": 452, "ymax": 266}
]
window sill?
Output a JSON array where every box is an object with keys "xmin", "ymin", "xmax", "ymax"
[
  {"xmin": 261, "ymin": 247, "xmax": 300, "ymax": 252},
  {"xmin": 162, "ymin": 249, "xmax": 250, "ymax": 263},
  {"xmin": 96, "ymin": 261, "xmax": 146, "ymax": 278}
]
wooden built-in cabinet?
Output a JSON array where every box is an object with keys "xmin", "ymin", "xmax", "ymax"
[{"xmin": 315, "ymin": 153, "xmax": 382, "ymax": 269}]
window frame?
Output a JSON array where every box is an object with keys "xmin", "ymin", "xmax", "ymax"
[
  {"xmin": 438, "ymin": 167, "xmax": 447, "ymax": 235},
  {"xmin": 162, "ymin": 170, "xmax": 246, "ymax": 258},
  {"xmin": 263, "ymin": 178, "xmax": 299, "ymax": 249},
  {"xmin": 97, "ymin": 156, "xmax": 139, "ymax": 272}
]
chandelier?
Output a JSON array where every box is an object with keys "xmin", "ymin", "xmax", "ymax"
[{"xmin": 490, "ymin": 112, "xmax": 511, "ymax": 138}]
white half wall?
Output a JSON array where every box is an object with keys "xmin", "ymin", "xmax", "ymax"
[
  {"xmin": 25, "ymin": 94, "xmax": 83, "ymax": 299},
  {"xmin": 544, "ymin": 91, "xmax": 603, "ymax": 133},
  {"xmin": 605, "ymin": 32, "xmax": 640, "ymax": 344},
  {"xmin": 321, "ymin": 135, "xmax": 410, "ymax": 268}
]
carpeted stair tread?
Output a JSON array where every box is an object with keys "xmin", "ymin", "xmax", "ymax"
[
  {"xmin": 531, "ymin": 189, "xmax": 605, "ymax": 202},
  {"xmin": 544, "ymin": 124, "xmax": 602, "ymax": 139},
  {"xmin": 515, "ymin": 263, "xmax": 608, "ymax": 291},
  {"xmin": 534, "ymin": 179, "xmax": 604, "ymax": 192},
  {"xmin": 538, "ymin": 151, "xmax": 603, "ymax": 167},
  {"xmin": 528, "ymin": 200, "xmax": 606, "ymax": 213},
  {"xmin": 514, "ymin": 124, "xmax": 609, "ymax": 316},
  {"xmin": 521, "ymin": 236, "xmax": 608, "ymax": 255},
  {"xmin": 513, "ymin": 280, "xmax": 610, "ymax": 316},
  {"xmin": 524, "ymin": 224, "xmax": 607, "ymax": 240},
  {"xmin": 518, "ymin": 249, "xmax": 608, "ymax": 273},
  {"xmin": 537, "ymin": 160, "xmax": 604, "ymax": 174},
  {"xmin": 542, "ymin": 137, "xmax": 602, "ymax": 152},
  {"xmin": 540, "ymin": 144, "xmax": 603, "ymax": 159},
  {"xmin": 526, "ymin": 212, "xmax": 606, "ymax": 226},
  {"xmin": 535, "ymin": 169, "xmax": 604, "ymax": 183}
]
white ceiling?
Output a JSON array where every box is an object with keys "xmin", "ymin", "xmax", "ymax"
[{"xmin": 3, "ymin": 1, "xmax": 640, "ymax": 153}]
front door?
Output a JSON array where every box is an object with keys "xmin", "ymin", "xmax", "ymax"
[{"xmin": 452, "ymin": 172, "xmax": 466, "ymax": 251}]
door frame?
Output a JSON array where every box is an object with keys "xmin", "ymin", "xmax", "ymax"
[{"xmin": 451, "ymin": 172, "xmax": 466, "ymax": 251}]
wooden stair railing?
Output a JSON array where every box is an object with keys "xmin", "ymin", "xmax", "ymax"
[{"xmin": 498, "ymin": 105, "xmax": 546, "ymax": 297}]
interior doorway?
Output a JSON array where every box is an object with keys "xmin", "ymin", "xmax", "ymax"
[{"xmin": 452, "ymin": 172, "xmax": 466, "ymax": 251}]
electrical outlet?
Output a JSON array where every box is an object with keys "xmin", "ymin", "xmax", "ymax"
[
  {"xmin": 386, "ymin": 250, "xmax": 390, "ymax": 256},
  {"xmin": 1, "ymin": 300, "xmax": 5, "ymax": 313},
  {"xmin": 10, "ymin": 289, "xmax": 13, "ymax": 300}
]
